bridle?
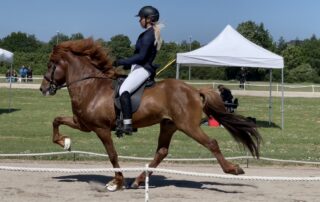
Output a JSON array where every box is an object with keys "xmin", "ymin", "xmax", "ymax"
[
  {"xmin": 43, "ymin": 63, "xmax": 61, "ymax": 95},
  {"xmin": 43, "ymin": 63, "xmax": 113, "ymax": 94}
]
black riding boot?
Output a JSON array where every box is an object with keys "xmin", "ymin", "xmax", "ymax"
[
  {"xmin": 114, "ymin": 106, "xmax": 124, "ymax": 137},
  {"xmin": 120, "ymin": 91, "xmax": 133, "ymax": 135}
]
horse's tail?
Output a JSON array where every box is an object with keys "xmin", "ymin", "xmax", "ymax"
[{"xmin": 199, "ymin": 87, "xmax": 262, "ymax": 158}]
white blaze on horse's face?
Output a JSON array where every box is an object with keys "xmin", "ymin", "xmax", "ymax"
[{"xmin": 40, "ymin": 75, "xmax": 51, "ymax": 96}]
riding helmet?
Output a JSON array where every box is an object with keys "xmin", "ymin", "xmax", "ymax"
[{"xmin": 136, "ymin": 6, "xmax": 160, "ymax": 22}]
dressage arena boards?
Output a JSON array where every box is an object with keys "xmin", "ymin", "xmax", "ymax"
[{"xmin": 0, "ymin": 160, "xmax": 319, "ymax": 202}]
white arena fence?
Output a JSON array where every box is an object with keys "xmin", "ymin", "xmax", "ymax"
[
  {"xmin": 1, "ymin": 150, "xmax": 320, "ymax": 165},
  {"xmin": 186, "ymin": 81, "xmax": 320, "ymax": 93},
  {"xmin": 1, "ymin": 151, "xmax": 320, "ymax": 202},
  {"xmin": 1, "ymin": 76, "xmax": 320, "ymax": 93},
  {"xmin": 1, "ymin": 164, "xmax": 319, "ymax": 181}
]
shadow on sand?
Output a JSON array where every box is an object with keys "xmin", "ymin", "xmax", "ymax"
[{"xmin": 53, "ymin": 174, "xmax": 257, "ymax": 193}]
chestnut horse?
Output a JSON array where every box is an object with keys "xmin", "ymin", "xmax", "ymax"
[{"xmin": 40, "ymin": 38, "xmax": 261, "ymax": 191}]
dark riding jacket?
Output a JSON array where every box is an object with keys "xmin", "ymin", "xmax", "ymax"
[{"xmin": 116, "ymin": 27, "xmax": 158, "ymax": 78}]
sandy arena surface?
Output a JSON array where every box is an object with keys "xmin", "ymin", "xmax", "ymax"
[{"xmin": 0, "ymin": 160, "xmax": 319, "ymax": 202}]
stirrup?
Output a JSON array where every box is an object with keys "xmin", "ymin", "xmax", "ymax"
[
  {"xmin": 115, "ymin": 129, "xmax": 124, "ymax": 138},
  {"xmin": 115, "ymin": 118, "xmax": 124, "ymax": 138},
  {"xmin": 123, "ymin": 124, "xmax": 133, "ymax": 135}
]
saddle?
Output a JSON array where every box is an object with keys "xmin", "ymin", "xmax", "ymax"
[
  {"xmin": 112, "ymin": 75, "xmax": 155, "ymax": 137},
  {"xmin": 113, "ymin": 76, "xmax": 155, "ymax": 112}
]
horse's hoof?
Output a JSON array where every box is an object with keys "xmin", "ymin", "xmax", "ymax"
[
  {"xmin": 106, "ymin": 183, "xmax": 118, "ymax": 192},
  {"xmin": 130, "ymin": 181, "xmax": 139, "ymax": 189},
  {"xmin": 105, "ymin": 180, "xmax": 122, "ymax": 192},
  {"xmin": 64, "ymin": 138, "xmax": 71, "ymax": 150},
  {"xmin": 235, "ymin": 165, "xmax": 245, "ymax": 175}
]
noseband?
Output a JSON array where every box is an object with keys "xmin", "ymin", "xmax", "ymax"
[{"xmin": 43, "ymin": 64, "xmax": 63, "ymax": 95}]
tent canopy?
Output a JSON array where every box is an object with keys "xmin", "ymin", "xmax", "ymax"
[
  {"xmin": 176, "ymin": 25, "xmax": 285, "ymax": 129},
  {"xmin": 177, "ymin": 25, "xmax": 284, "ymax": 69},
  {"xmin": 0, "ymin": 48, "xmax": 14, "ymax": 63}
]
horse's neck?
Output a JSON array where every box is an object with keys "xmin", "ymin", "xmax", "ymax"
[
  {"xmin": 67, "ymin": 57, "xmax": 99, "ymax": 83},
  {"xmin": 66, "ymin": 58, "xmax": 113, "ymax": 101}
]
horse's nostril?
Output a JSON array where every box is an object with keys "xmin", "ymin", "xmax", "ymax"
[{"xmin": 39, "ymin": 87, "xmax": 42, "ymax": 92}]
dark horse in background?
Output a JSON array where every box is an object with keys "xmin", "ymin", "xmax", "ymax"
[{"xmin": 40, "ymin": 38, "xmax": 261, "ymax": 191}]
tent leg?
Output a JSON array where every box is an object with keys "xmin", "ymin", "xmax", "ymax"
[
  {"xmin": 281, "ymin": 68, "xmax": 284, "ymax": 130},
  {"xmin": 269, "ymin": 69, "xmax": 273, "ymax": 125},
  {"xmin": 176, "ymin": 64, "xmax": 180, "ymax": 79},
  {"xmin": 9, "ymin": 64, "xmax": 13, "ymax": 112}
]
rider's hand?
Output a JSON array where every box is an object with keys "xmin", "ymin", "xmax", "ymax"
[{"xmin": 112, "ymin": 60, "xmax": 118, "ymax": 67}]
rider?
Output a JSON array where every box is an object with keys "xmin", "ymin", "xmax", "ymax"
[{"xmin": 113, "ymin": 6, "xmax": 162, "ymax": 134}]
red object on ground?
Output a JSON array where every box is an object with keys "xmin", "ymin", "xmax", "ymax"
[{"xmin": 208, "ymin": 117, "xmax": 219, "ymax": 127}]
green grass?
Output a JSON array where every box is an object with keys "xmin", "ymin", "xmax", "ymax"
[{"xmin": 0, "ymin": 88, "xmax": 320, "ymax": 162}]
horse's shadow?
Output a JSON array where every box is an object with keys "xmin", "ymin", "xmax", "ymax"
[
  {"xmin": 256, "ymin": 120, "xmax": 281, "ymax": 128},
  {"xmin": 0, "ymin": 108, "xmax": 21, "ymax": 114},
  {"xmin": 53, "ymin": 174, "xmax": 256, "ymax": 193}
]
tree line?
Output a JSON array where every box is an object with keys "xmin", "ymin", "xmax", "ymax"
[{"xmin": 1, "ymin": 21, "xmax": 320, "ymax": 83}]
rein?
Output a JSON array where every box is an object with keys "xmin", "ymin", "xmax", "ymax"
[{"xmin": 59, "ymin": 76, "xmax": 114, "ymax": 89}]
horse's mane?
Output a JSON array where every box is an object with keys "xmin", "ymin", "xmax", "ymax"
[{"xmin": 50, "ymin": 38, "xmax": 117, "ymax": 78}]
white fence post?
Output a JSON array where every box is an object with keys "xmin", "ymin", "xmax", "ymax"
[{"xmin": 145, "ymin": 164, "xmax": 149, "ymax": 202}]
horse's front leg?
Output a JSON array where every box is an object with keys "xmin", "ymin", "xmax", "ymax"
[
  {"xmin": 95, "ymin": 128, "xmax": 124, "ymax": 192},
  {"xmin": 52, "ymin": 116, "xmax": 88, "ymax": 150}
]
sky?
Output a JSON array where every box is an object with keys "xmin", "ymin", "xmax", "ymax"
[{"xmin": 1, "ymin": 0, "xmax": 320, "ymax": 45}]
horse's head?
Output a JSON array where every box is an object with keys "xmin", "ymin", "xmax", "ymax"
[
  {"xmin": 40, "ymin": 38, "xmax": 117, "ymax": 96},
  {"xmin": 40, "ymin": 59, "xmax": 68, "ymax": 96}
]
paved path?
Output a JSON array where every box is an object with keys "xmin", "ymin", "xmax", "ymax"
[{"xmin": 1, "ymin": 83, "xmax": 320, "ymax": 98}]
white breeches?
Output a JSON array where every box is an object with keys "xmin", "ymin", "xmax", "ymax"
[{"xmin": 119, "ymin": 64, "xmax": 151, "ymax": 95}]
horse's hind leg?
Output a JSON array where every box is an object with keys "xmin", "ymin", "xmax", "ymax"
[
  {"xmin": 182, "ymin": 125, "xmax": 244, "ymax": 175},
  {"xmin": 52, "ymin": 116, "xmax": 89, "ymax": 150},
  {"xmin": 131, "ymin": 119, "xmax": 177, "ymax": 188}
]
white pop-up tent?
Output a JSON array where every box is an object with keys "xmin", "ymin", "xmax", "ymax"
[
  {"xmin": 176, "ymin": 25, "xmax": 285, "ymax": 128},
  {"xmin": 0, "ymin": 48, "xmax": 14, "ymax": 111},
  {"xmin": 0, "ymin": 48, "xmax": 14, "ymax": 63}
]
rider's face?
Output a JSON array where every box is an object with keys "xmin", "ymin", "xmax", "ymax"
[
  {"xmin": 139, "ymin": 17, "xmax": 150, "ymax": 28},
  {"xmin": 139, "ymin": 17, "xmax": 146, "ymax": 28}
]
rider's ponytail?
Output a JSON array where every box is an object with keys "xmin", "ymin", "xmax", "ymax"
[{"xmin": 153, "ymin": 22, "xmax": 164, "ymax": 51}]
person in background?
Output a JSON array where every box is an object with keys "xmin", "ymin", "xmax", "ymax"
[
  {"xmin": 27, "ymin": 66, "xmax": 33, "ymax": 82},
  {"xmin": 19, "ymin": 65, "xmax": 28, "ymax": 82},
  {"xmin": 217, "ymin": 84, "xmax": 233, "ymax": 104},
  {"xmin": 5, "ymin": 67, "xmax": 18, "ymax": 82},
  {"xmin": 5, "ymin": 67, "xmax": 11, "ymax": 81},
  {"xmin": 239, "ymin": 67, "xmax": 247, "ymax": 89}
]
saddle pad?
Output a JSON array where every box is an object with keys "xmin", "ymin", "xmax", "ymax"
[{"xmin": 113, "ymin": 77, "xmax": 155, "ymax": 113}]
